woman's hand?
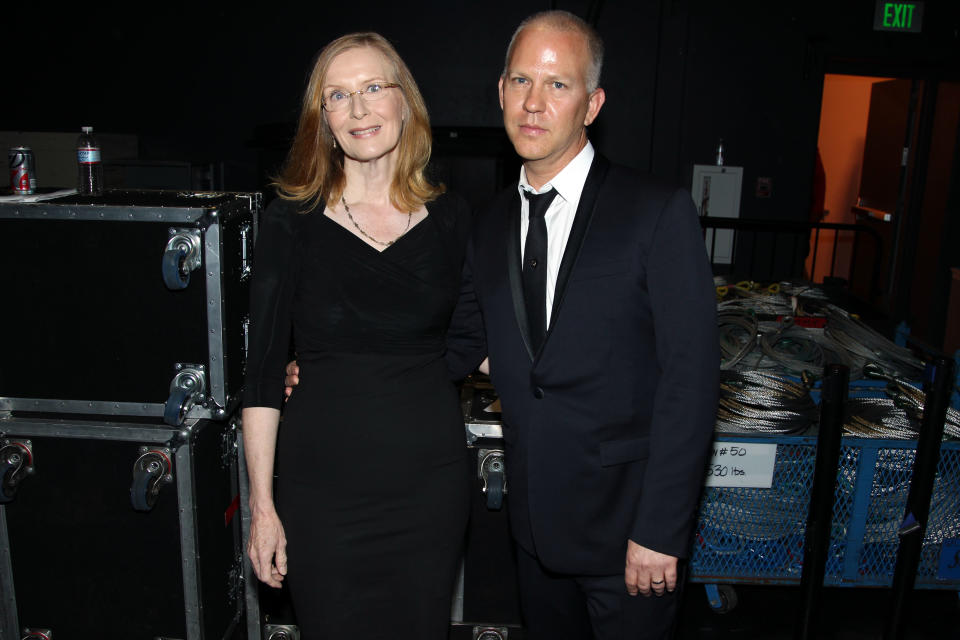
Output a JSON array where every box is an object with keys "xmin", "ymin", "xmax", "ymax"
[
  {"xmin": 284, "ymin": 360, "xmax": 300, "ymax": 398},
  {"xmin": 248, "ymin": 506, "xmax": 288, "ymax": 588},
  {"xmin": 242, "ymin": 406, "xmax": 285, "ymax": 587}
]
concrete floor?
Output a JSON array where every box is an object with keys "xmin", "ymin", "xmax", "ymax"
[
  {"xmin": 254, "ymin": 560, "xmax": 960, "ymax": 639},
  {"xmin": 675, "ymin": 583, "xmax": 960, "ymax": 639}
]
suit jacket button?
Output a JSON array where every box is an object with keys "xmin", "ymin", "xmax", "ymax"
[{"xmin": 533, "ymin": 387, "xmax": 544, "ymax": 399}]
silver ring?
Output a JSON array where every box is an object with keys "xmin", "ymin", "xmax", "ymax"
[{"xmin": 652, "ymin": 579, "xmax": 664, "ymax": 585}]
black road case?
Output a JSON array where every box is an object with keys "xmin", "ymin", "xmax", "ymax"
[
  {"xmin": 0, "ymin": 413, "xmax": 243, "ymax": 640},
  {"xmin": 0, "ymin": 190, "xmax": 260, "ymax": 425},
  {"xmin": 454, "ymin": 379, "xmax": 523, "ymax": 640}
]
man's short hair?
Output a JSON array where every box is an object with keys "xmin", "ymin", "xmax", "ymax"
[{"xmin": 502, "ymin": 10, "xmax": 604, "ymax": 92}]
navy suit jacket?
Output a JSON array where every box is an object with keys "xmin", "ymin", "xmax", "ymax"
[{"xmin": 447, "ymin": 154, "xmax": 719, "ymax": 575}]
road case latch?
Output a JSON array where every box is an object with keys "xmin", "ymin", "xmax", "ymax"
[
  {"xmin": 130, "ymin": 446, "xmax": 173, "ymax": 511},
  {"xmin": 164, "ymin": 364, "xmax": 207, "ymax": 426},
  {"xmin": 161, "ymin": 227, "xmax": 202, "ymax": 290},
  {"xmin": 228, "ymin": 554, "xmax": 244, "ymax": 606},
  {"xmin": 220, "ymin": 424, "xmax": 238, "ymax": 469},
  {"xmin": 242, "ymin": 315, "xmax": 251, "ymax": 363},
  {"xmin": 240, "ymin": 222, "xmax": 253, "ymax": 281},
  {"xmin": 0, "ymin": 439, "xmax": 34, "ymax": 503},
  {"xmin": 478, "ymin": 449, "xmax": 506, "ymax": 510}
]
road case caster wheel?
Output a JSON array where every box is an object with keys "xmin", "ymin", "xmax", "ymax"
[
  {"xmin": 162, "ymin": 245, "xmax": 191, "ymax": 289},
  {"xmin": 164, "ymin": 386, "xmax": 192, "ymax": 426},
  {"xmin": 161, "ymin": 228, "xmax": 202, "ymax": 290},
  {"xmin": 130, "ymin": 470, "xmax": 155, "ymax": 511},
  {"xmin": 264, "ymin": 624, "xmax": 299, "ymax": 640},
  {"xmin": 474, "ymin": 626, "xmax": 507, "ymax": 640},
  {"xmin": 0, "ymin": 440, "xmax": 33, "ymax": 503},
  {"xmin": 130, "ymin": 448, "xmax": 172, "ymax": 511},
  {"xmin": 479, "ymin": 449, "xmax": 506, "ymax": 510},
  {"xmin": 0, "ymin": 458, "xmax": 19, "ymax": 503},
  {"xmin": 485, "ymin": 468, "xmax": 504, "ymax": 510}
]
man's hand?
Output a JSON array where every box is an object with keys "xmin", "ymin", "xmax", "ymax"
[
  {"xmin": 624, "ymin": 540, "xmax": 678, "ymax": 597},
  {"xmin": 283, "ymin": 360, "xmax": 299, "ymax": 398},
  {"xmin": 478, "ymin": 357, "xmax": 490, "ymax": 375}
]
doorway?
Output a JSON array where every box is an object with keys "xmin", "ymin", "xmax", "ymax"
[
  {"xmin": 810, "ymin": 72, "xmax": 960, "ymax": 351},
  {"xmin": 806, "ymin": 73, "xmax": 893, "ymax": 288}
]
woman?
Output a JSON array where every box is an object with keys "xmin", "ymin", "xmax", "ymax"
[{"xmin": 242, "ymin": 32, "xmax": 471, "ymax": 638}]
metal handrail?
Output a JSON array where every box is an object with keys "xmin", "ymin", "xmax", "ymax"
[{"xmin": 699, "ymin": 217, "xmax": 884, "ymax": 298}]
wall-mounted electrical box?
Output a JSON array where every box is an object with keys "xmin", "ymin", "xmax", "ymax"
[{"xmin": 692, "ymin": 164, "xmax": 743, "ymax": 265}]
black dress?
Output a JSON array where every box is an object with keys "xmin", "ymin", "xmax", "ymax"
[{"xmin": 242, "ymin": 192, "xmax": 472, "ymax": 639}]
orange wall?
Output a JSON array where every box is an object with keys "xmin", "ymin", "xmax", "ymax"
[{"xmin": 808, "ymin": 74, "xmax": 893, "ymax": 282}]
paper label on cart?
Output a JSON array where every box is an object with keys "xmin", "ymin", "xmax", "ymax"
[
  {"xmin": 703, "ymin": 442, "xmax": 777, "ymax": 488},
  {"xmin": 938, "ymin": 538, "xmax": 960, "ymax": 579}
]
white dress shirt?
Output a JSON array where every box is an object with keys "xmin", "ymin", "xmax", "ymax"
[{"xmin": 519, "ymin": 141, "xmax": 595, "ymax": 328}]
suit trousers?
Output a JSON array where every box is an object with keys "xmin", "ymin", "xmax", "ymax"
[{"xmin": 516, "ymin": 545, "xmax": 682, "ymax": 640}]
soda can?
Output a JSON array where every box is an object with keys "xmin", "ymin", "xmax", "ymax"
[{"xmin": 9, "ymin": 146, "xmax": 37, "ymax": 195}]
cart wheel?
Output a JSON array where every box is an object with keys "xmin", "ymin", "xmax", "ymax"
[
  {"xmin": 162, "ymin": 246, "xmax": 190, "ymax": 290},
  {"xmin": 130, "ymin": 469, "xmax": 156, "ymax": 511},
  {"xmin": 485, "ymin": 469, "xmax": 504, "ymax": 510},
  {"xmin": 705, "ymin": 583, "xmax": 738, "ymax": 614}
]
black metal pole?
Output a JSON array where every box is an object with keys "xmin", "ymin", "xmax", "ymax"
[
  {"xmin": 796, "ymin": 363, "xmax": 849, "ymax": 640},
  {"xmin": 883, "ymin": 357, "xmax": 956, "ymax": 640},
  {"xmin": 885, "ymin": 80, "xmax": 921, "ymax": 308}
]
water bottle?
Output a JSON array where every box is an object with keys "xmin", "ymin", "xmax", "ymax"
[{"xmin": 77, "ymin": 126, "xmax": 103, "ymax": 196}]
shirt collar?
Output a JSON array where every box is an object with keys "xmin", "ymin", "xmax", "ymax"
[{"xmin": 518, "ymin": 141, "xmax": 595, "ymax": 204}]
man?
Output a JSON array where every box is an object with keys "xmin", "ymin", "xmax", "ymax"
[{"xmin": 444, "ymin": 10, "xmax": 719, "ymax": 639}]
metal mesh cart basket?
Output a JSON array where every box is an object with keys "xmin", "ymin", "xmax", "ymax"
[{"xmin": 690, "ymin": 434, "xmax": 960, "ymax": 589}]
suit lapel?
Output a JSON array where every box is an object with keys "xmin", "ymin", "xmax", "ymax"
[
  {"xmin": 547, "ymin": 155, "xmax": 610, "ymax": 336},
  {"xmin": 505, "ymin": 189, "xmax": 535, "ymax": 360}
]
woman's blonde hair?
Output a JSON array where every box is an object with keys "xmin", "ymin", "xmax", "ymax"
[{"xmin": 272, "ymin": 32, "xmax": 443, "ymax": 212}]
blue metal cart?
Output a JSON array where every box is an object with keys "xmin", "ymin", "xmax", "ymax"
[{"xmin": 690, "ymin": 434, "xmax": 960, "ymax": 611}]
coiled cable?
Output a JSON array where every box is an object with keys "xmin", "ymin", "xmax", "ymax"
[
  {"xmin": 754, "ymin": 317, "xmax": 855, "ymax": 379},
  {"xmin": 844, "ymin": 368, "xmax": 960, "ymax": 439},
  {"xmin": 822, "ymin": 305, "xmax": 925, "ymax": 381},
  {"xmin": 718, "ymin": 310, "xmax": 759, "ymax": 370},
  {"xmin": 716, "ymin": 370, "xmax": 817, "ymax": 435}
]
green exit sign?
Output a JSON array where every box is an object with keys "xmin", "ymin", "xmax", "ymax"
[{"xmin": 874, "ymin": 1, "xmax": 924, "ymax": 33}]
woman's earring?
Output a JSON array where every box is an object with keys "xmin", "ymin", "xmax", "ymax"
[{"xmin": 332, "ymin": 138, "xmax": 338, "ymax": 150}]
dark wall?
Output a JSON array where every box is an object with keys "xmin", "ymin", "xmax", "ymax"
[{"xmin": 3, "ymin": 0, "xmax": 958, "ymax": 220}]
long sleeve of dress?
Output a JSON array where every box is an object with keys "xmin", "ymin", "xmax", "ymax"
[
  {"xmin": 445, "ymin": 230, "xmax": 487, "ymax": 381},
  {"xmin": 242, "ymin": 198, "xmax": 298, "ymax": 410}
]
